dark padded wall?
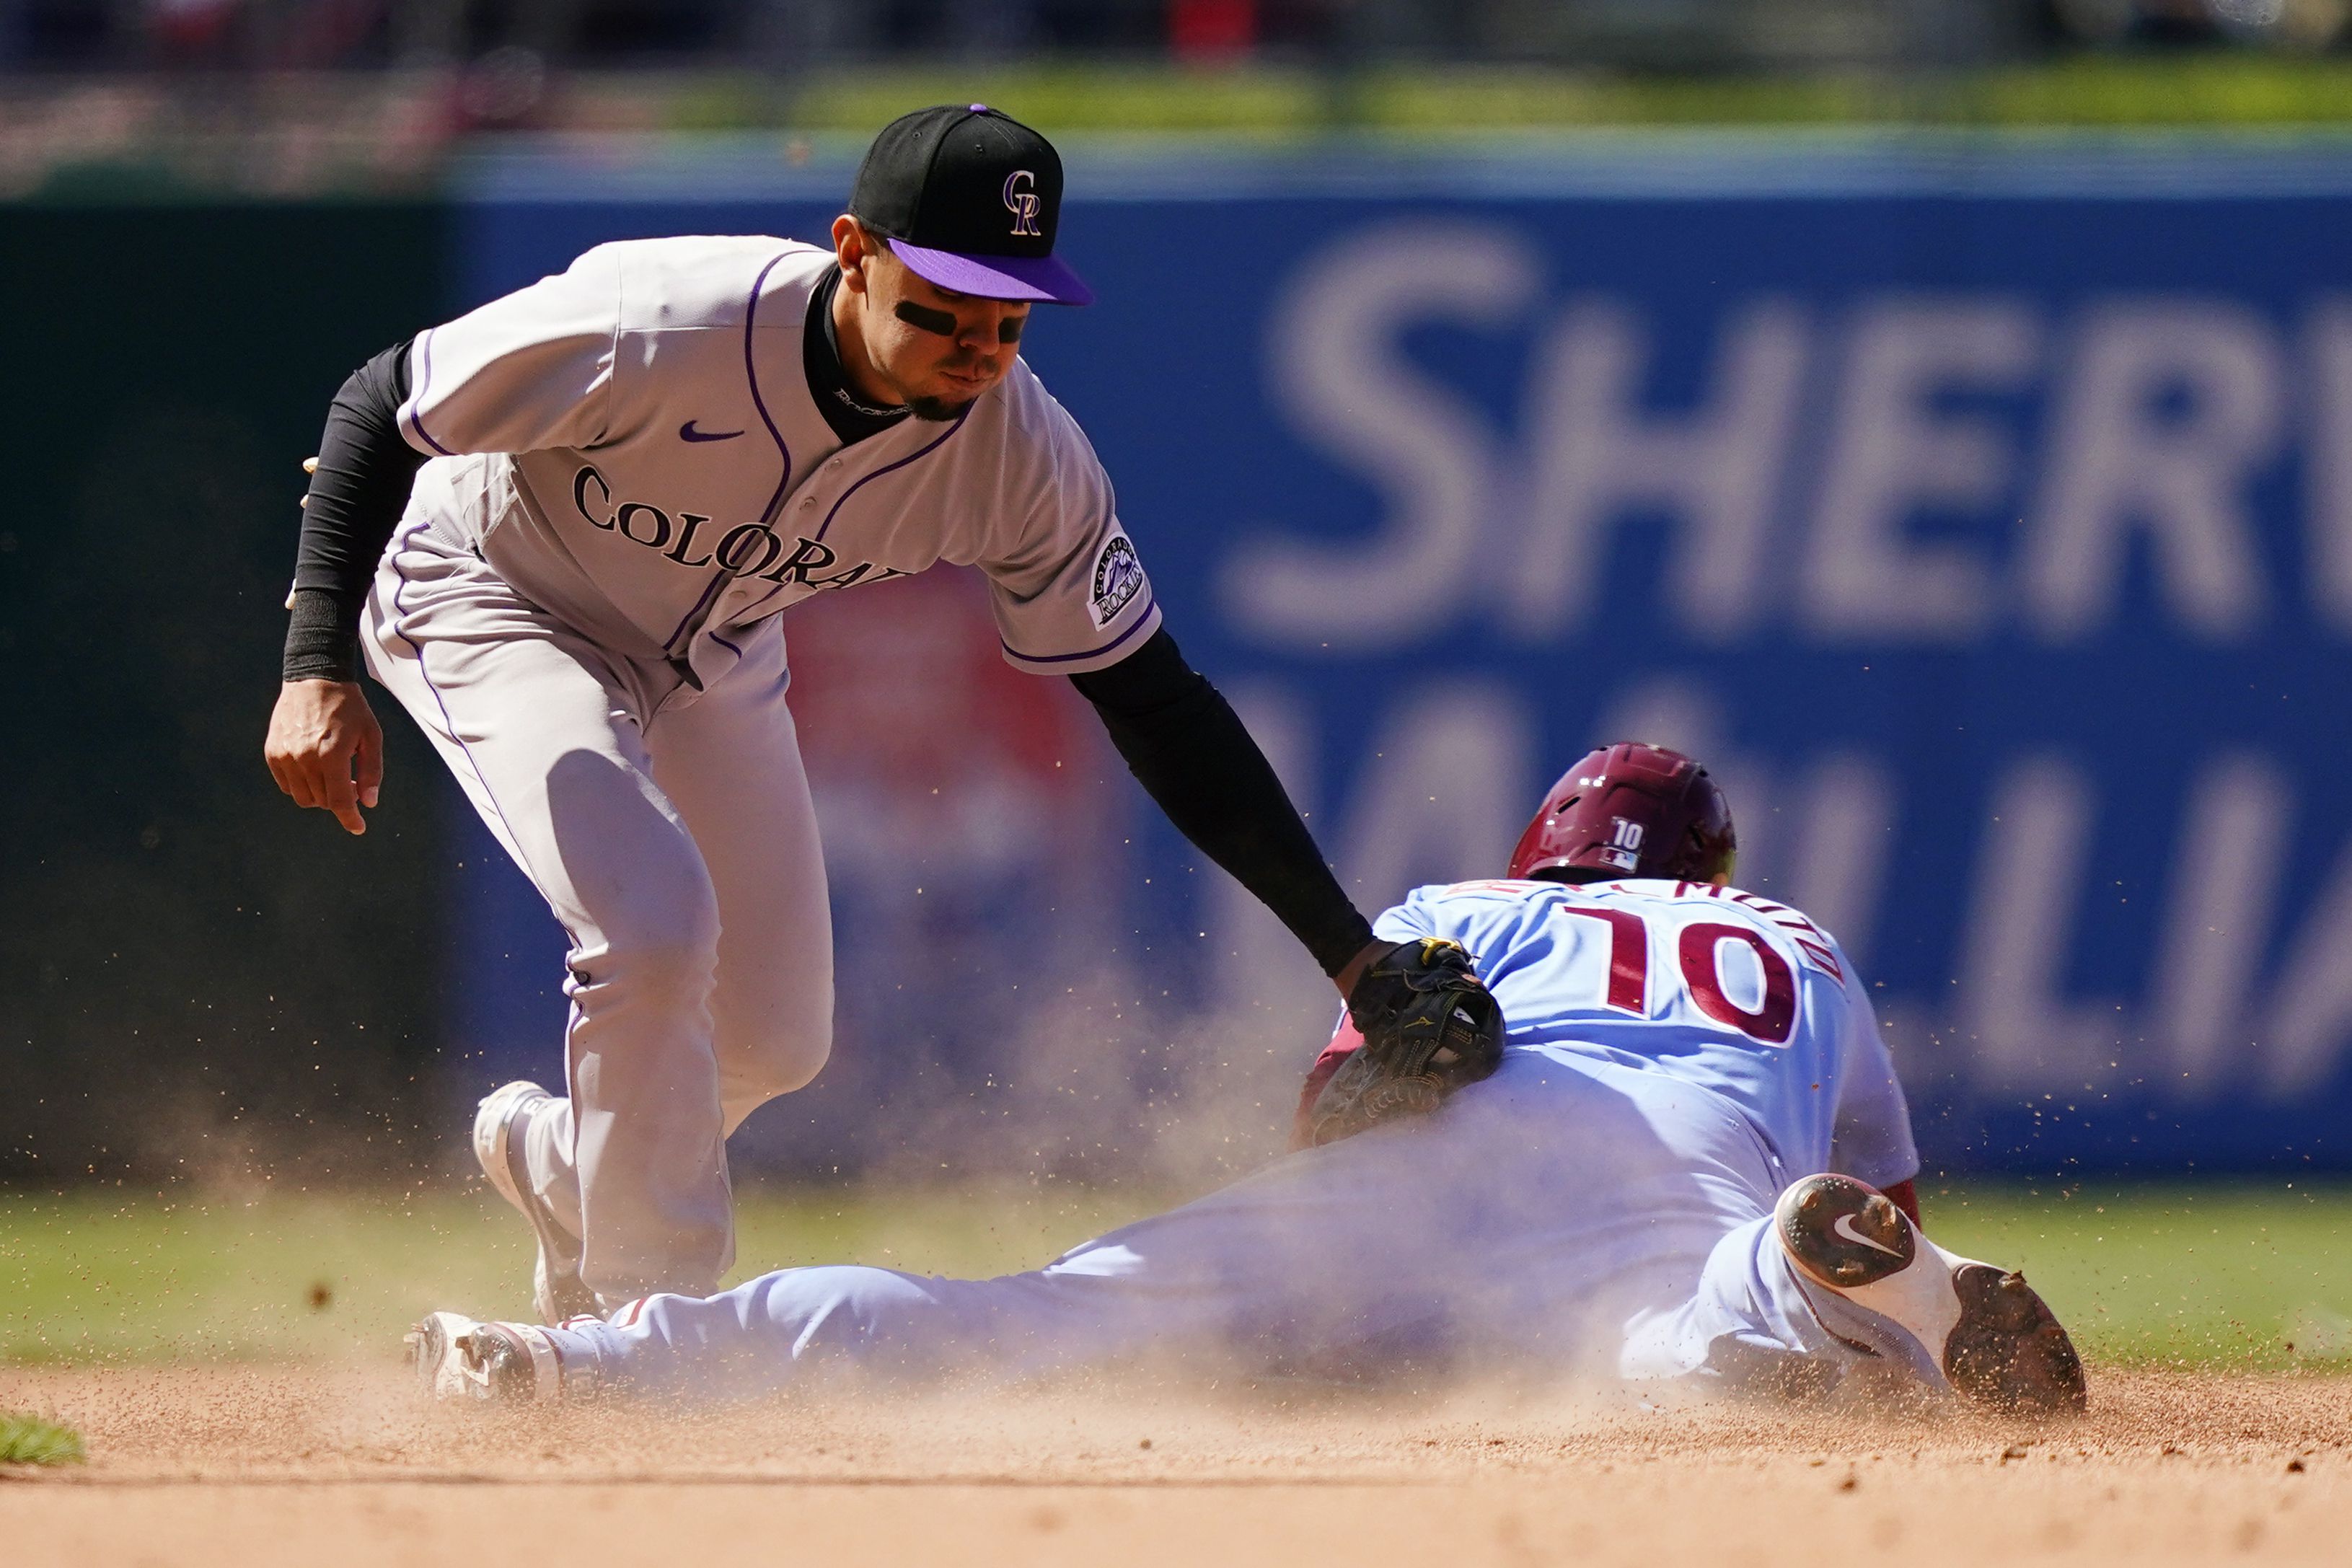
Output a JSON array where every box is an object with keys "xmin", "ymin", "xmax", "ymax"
[{"xmin": 0, "ymin": 204, "xmax": 451, "ymax": 1182}]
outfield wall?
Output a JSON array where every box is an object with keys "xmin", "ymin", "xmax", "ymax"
[
  {"xmin": 8, "ymin": 142, "xmax": 2351, "ymax": 1182},
  {"xmin": 0, "ymin": 203, "xmax": 452, "ymax": 1182},
  {"xmin": 446, "ymin": 144, "xmax": 2352, "ymax": 1176}
]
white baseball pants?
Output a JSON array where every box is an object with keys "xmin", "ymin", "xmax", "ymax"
[
  {"xmin": 364, "ymin": 515, "xmax": 834, "ymax": 1303},
  {"xmin": 538, "ymin": 1053, "xmax": 1885, "ymax": 1400}
]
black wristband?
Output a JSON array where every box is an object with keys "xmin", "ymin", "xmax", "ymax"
[{"xmin": 282, "ymin": 588, "xmax": 363, "ymax": 683}]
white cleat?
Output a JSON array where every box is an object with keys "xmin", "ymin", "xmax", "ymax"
[
  {"xmin": 473, "ymin": 1080, "xmax": 599, "ymax": 1323},
  {"xmin": 1774, "ymin": 1173, "xmax": 2087, "ymax": 1414},
  {"xmin": 405, "ymin": 1311, "xmax": 568, "ymax": 1404}
]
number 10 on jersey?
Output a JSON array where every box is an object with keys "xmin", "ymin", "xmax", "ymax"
[{"xmin": 1559, "ymin": 907, "xmax": 1797, "ymax": 1046}]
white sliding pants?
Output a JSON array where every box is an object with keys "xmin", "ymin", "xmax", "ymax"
[
  {"xmin": 364, "ymin": 514, "xmax": 834, "ymax": 1303},
  {"xmin": 542, "ymin": 1049, "xmax": 1880, "ymax": 1401}
]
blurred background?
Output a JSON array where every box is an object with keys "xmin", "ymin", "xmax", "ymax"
[{"xmin": 6, "ymin": 1, "xmax": 2352, "ymax": 1220}]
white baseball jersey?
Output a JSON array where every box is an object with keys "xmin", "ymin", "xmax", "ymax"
[
  {"xmin": 365, "ymin": 234, "xmax": 1159, "ymax": 1302},
  {"xmin": 392, "ymin": 236, "xmax": 1159, "ymax": 687},
  {"xmin": 1375, "ymin": 876, "xmax": 1919, "ymax": 1189}
]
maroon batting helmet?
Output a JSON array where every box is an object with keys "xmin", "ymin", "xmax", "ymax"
[{"xmin": 1507, "ymin": 742, "xmax": 1737, "ymax": 884}]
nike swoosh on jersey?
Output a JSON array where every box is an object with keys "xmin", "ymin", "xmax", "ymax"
[
  {"xmin": 679, "ymin": 420, "xmax": 745, "ymax": 442},
  {"xmin": 1832, "ymin": 1211, "xmax": 1907, "ymax": 1258}
]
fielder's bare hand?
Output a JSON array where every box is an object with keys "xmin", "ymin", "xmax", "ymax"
[{"xmin": 265, "ymin": 678, "xmax": 383, "ymax": 835}]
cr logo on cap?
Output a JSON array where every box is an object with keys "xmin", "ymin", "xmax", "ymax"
[{"xmin": 1003, "ymin": 170, "xmax": 1042, "ymax": 237}]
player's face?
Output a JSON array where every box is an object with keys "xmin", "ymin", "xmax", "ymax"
[{"xmin": 837, "ymin": 223, "xmax": 1032, "ymax": 421}]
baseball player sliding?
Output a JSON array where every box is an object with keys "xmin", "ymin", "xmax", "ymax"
[
  {"xmin": 262, "ymin": 105, "xmax": 1493, "ymax": 1320},
  {"xmin": 409, "ymin": 745, "xmax": 2087, "ymax": 1414}
]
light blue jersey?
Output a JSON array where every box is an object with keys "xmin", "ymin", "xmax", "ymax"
[
  {"xmin": 1378, "ymin": 877, "xmax": 1916, "ymax": 1192},
  {"xmin": 539, "ymin": 878, "xmax": 1924, "ymax": 1400}
]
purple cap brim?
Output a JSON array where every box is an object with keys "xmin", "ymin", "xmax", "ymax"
[{"xmin": 887, "ymin": 238, "xmax": 1096, "ymax": 306}]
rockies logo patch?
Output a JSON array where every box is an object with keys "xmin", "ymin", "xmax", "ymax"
[{"xmin": 1088, "ymin": 534, "xmax": 1145, "ymax": 628}]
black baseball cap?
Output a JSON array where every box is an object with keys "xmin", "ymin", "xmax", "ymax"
[{"xmin": 848, "ymin": 104, "xmax": 1094, "ymax": 307}]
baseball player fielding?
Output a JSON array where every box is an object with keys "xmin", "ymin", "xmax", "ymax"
[{"xmin": 263, "ymin": 104, "xmax": 1489, "ymax": 1321}]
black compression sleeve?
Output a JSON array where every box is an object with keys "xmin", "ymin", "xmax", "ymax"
[
  {"xmin": 1072, "ymin": 628, "xmax": 1376, "ymax": 977},
  {"xmin": 281, "ymin": 339, "xmax": 426, "ymax": 682}
]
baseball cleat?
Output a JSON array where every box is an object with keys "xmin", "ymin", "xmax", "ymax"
[
  {"xmin": 405, "ymin": 1311, "xmax": 566, "ymax": 1403},
  {"xmin": 1776, "ymin": 1173, "xmax": 2087, "ymax": 1415},
  {"xmin": 474, "ymin": 1080, "xmax": 599, "ymax": 1323}
]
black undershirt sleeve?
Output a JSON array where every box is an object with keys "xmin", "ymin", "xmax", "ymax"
[
  {"xmin": 1071, "ymin": 627, "xmax": 1376, "ymax": 978},
  {"xmin": 281, "ymin": 338, "xmax": 426, "ymax": 682}
]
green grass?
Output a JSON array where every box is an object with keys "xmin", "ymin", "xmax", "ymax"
[
  {"xmin": 0, "ymin": 1183, "xmax": 1164, "ymax": 1366},
  {"xmin": 746, "ymin": 58, "xmax": 2352, "ymax": 133},
  {"xmin": 0, "ymin": 1411, "xmax": 86, "ymax": 1466},
  {"xmin": 1, "ymin": 1181, "xmax": 2347, "ymax": 1373},
  {"xmin": 1920, "ymin": 1182, "xmax": 2352, "ymax": 1373}
]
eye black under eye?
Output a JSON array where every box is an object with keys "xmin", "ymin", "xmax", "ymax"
[
  {"xmin": 893, "ymin": 299, "xmax": 958, "ymax": 336},
  {"xmin": 998, "ymin": 317, "xmax": 1024, "ymax": 344}
]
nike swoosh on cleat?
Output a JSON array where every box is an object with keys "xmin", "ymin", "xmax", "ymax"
[
  {"xmin": 1833, "ymin": 1211, "xmax": 1907, "ymax": 1258},
  {"xmin": 679, "ymin": 420, "xmax": 744, "ymax": 442}
]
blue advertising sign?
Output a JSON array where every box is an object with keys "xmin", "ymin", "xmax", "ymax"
[{"xmin": 446, "ymin": 144, "xmax": 2352, "ymax": 1173}]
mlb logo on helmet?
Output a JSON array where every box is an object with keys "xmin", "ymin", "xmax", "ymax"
[{"xmin": 1599, "ymin": 816, "xmax": 1645, "ymax": 871}]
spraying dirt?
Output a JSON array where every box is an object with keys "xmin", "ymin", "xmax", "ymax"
[{"xmin": 1, "ymin": 1365, "xmax": 2345, "ymax": 1566}]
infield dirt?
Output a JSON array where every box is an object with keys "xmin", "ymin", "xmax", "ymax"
[{"xmin": 1, "ymin": 1365, "xmax": 2345, "ymax": 1567}]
